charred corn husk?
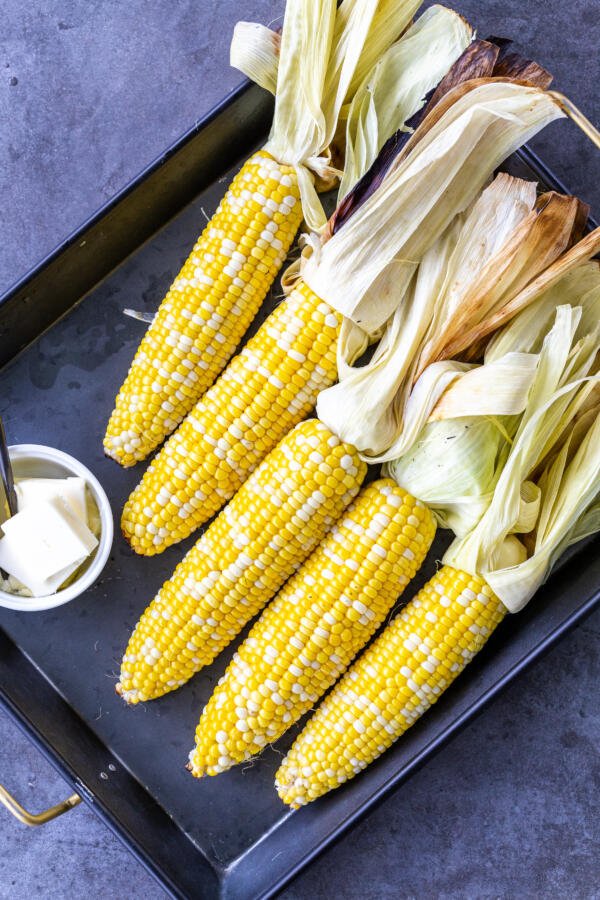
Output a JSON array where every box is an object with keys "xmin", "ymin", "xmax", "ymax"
[{"xmin": 189, "ymin": 479, "xmax": 436, "ymax": 776}]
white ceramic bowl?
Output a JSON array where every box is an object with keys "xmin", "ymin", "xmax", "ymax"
[{"xmin": 0, "ymin": 444, "xmax": 114, "ymax": 612}]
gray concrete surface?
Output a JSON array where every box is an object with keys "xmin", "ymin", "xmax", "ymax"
[{"xmin": 1, "ymin": 0, "xmax": 599, "ymax": 897}]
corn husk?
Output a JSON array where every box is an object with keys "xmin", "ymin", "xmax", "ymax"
[
  {"xmin": 441, "ymin": 301, "xmax": 600, "ymax": 603},
  {"xmin": 230, "ymin": 22, "xmax": 280, "ymax": 95},
  {"xmin": 459, "ymin": 225, "xmax": 600, "ymax": 360},
  {"xmin": 338, "ymin": 6, "xmax": 472, "ymax": 199},
  {"xmin": 386, "ymin": 277, "xmax": 600, "ymax": 535},
  {"xmin": 252, "ymin": 0, "xmax": 422, "ymax": 231},
  {"xmin": 415, "ymin": 191, "xmax": 586, "ymax": 375},
  {"xmin": 317, "ymin": 172, "xmax": 558, "ymax": 457},
  {"xmin": 328, "ymin": 36, "xmax": 554, "ymax": 239},
  {"xmin": 445, "ymin": 391, "xmax": 600, "ymax": 613},
  {"xmin": 484, "ymin": 262, "xmax": 600, "ymax": 360},
  {"xmin": 281, "ymin": 6, "xmax": 475, "ymax": 302},
  {"xmin": 302, "ymin": 81, "xmax": 563, "ymax": 330},
  {"xmin": 318, "ymin": 162, "xmax": 592, "ymax": 461}
]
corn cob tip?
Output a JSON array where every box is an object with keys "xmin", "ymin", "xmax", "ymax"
[
  {"xmin": 120, "ymin": 516, "xmax": 159, "ymax": 557},
  {"xmin": 103, "ymin": 445, "xmax": 138, "ymax": 468},
  {"xmin": 115, "ymin": 679, "xmax": 143, "ymax": 704},
  {"xmin": 275, "ymin": 768, "xmax": 310, "ymax": 809}
]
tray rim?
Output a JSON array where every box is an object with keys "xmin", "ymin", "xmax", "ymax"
[{"xmin": 0, "ymin": 80, "xmax": 599, "ymax": 899}]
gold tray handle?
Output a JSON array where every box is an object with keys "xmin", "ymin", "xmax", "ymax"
[
  {"xmin": 549, "ymin": 91, "xmax": 600, "ymax": 150},
  {"xmin": 0, "ymin": 781, "xmax": 82, "ymax": 827}
]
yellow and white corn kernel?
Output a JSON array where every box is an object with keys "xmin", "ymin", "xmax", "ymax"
[
  {"xmin": 121, "ymin": 281, "xmax": 341, "ymax": 555},
  {"xmin": 189, "ymin": 480, "xmax": 436, "ymax": 776},
  {"xmin": 276, "ymin": 566, "xmax": 507, "ymax": 807},
  {"xmin": 104, "ymin": 151, "xmax": 302, "ymax": 467},
  {"xmin": 116, "ymin": 420, "xmax": 366, "ymax": 703}
]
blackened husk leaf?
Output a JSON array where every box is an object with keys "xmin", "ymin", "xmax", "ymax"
[
  {"xmin": 487, "ymin": 35, "xmax": 553, "ymax": 88},
  {"xmin": 425, "ymin": 38, "xmax": 499, "ymax": 111},
  {"xmin": 327, "ymin": 130, "xmax": 408, "ymax": 238}
]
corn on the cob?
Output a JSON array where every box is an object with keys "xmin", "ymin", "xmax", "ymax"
[
  {"xmin": 189, "ymin": 479, "xmax": 436, "ymax": 776},
  {"xmin": 117, "ymin": 419, "xmax": 366, "ymax": 703},
  {"xmin": 122, "ymin": 282, "xmax": 340, "ymax": 554},
  {"xmin": 105, "ymin": 152, "xmax": 302, "ymax": 466},
  {"xmin": 104, "ymin": 0, "xmax": 426, "ymax": 467},
  {"xmin": 276, "ymin": 565, "xmax": 506, "ymax": 807},
  {"xmin": 121, "ymin": 76, "xmax": 562, "ymax": 552}
]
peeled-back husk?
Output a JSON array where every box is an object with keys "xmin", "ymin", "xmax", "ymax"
[
  {"xmin": 386, "ymin": 283, "xmax": 600, "ymax": 536},
  {"xmin": 443, "ymin": 332, "xmax": 600, "ymax": 612},
  {"xmin": 459, "ymin": 226, "xmax": 600, "ymax": 360},
  {"xmin": 338, "ymin": 5, "xmax": 473, "ymax": 199},
  {"xmin": 317, "ymin": 172, "xmax": 543, "ymax": 457},
  {"xmin": 302, "ymin": 81, "xmax": 563, "ymax": 332},
  {"xmin": 416, "ymin": 191, "xmax": 586, "ymax": 374},
  {"xmin": 327, "ymin": 35, "xmax": 554, "ymax": 238},
  {"xmin": 454, "ymin": 408, "xmax": 600, "ymax": 613},
  {"xmin": 230, "ymin": 22, "xmax": 281, "ymax": 95},
  {"xmin": 256, "ymin": 0, "xmax": 423, "ymax": 230},
  {"xmin": 318, "ymin": 175, "xmax": 592, "ymax": 461}
]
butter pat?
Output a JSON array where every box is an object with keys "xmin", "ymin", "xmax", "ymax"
[
  {"xmin": 0, "ymin": 497, "xmax": 98, "ymax": 597},
  {"xmin": 16, "ymin": 476, "xmax": 88, "ymax": 524}
]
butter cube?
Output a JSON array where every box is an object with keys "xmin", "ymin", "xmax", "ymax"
[
  {"xmin": 0, "ymin": 497, "xmax": 98, "ymax": 597},
  {"xmin": 15, "ymin": 476, "xmax": 88, "ymax": 525}
]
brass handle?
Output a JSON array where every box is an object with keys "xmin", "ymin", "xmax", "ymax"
[
  {"xmin": 549, "ymin": 91, "xmax": 600, "ymax": 150},
  {"xmin": 0, "ymin": 782, "xmax": 82, "ymax": 827}
]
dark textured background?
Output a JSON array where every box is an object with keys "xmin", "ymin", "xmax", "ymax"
[{"xmin": 1, "ymin": 1, "xmax": 598, "ymax": 897}]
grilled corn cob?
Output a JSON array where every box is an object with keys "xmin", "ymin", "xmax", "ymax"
[
  {"xmin": 122, "ymin": 283, "xmax": 340, "ymax": 554},
  {"xmin": 122, "ymin": 75, "xmax": 561, "ymax": 553},
  {"xmin": 117, "ymin": 419, "xmax": 366, "ymax": 703},
  {"xmin": 276, "ymin": 566, "xmax": 506, "ymax": 807},
  {"xmin": 104, "ymin": 154, "xmax": 301, "ymax": 466},
  {"xmin": 189, "ymin": 479, "xmax": 436, "ymax": 776},
  {"xmin": 276, "ymin": 356, "xmax": 600, "ymax": 807},
  {"xmin": 104, "ymin": 0, "xmax": 423, "ymax": 466}
]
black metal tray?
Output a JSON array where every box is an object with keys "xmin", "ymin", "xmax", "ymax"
[{"xmin": 0, "ymin": 79, "xmax": 598, "ymax": 900}]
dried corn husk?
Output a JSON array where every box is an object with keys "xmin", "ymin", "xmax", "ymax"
[
  {"xmin": 253, "ymin": 0, "xmax": 422, "ymax": 230},
  {"xmin": 386, "ymin": 276, "xmax": 600, "ymax": 535},
  {"xmin": 484, "ymin": 262, "xmax": 600, "ymax": 360},
  {"xmin": 230, "ymin": 22, "xmax": 280, "ymax": 95},
  {"xmin": 317, "ymin": 173, "xmax": 544, "ymax": 456},
  {"xmin": 338, "ymin": 5, "xmax": 472, "ymax": 199},
  {"xmin": 303, "ymin": 81, "xmax": 563, "ymax": 329},
  {"xmin": 442, "ymin": 300, "xmax": 600, "ymax": 604},
  {"xmin": 445, "ymin": 391, "xmax": 600, "ymax": 613},
  {"xmin": 459, "ymin": 226, "xmax": 600, "ymax": 360},
  {"xmin": 318, "ymin": 163, "xmax": 592, "ymax": 461},
  {"xmin": 416, "ymin": 191, "xmax": 586, "ymax": 375},
  {"xmin": 281, "ymin": 6, "xmax": 476, "ymax": 301}
]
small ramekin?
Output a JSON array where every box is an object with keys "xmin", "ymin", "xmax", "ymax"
[{"xmin": 0, "ymin": 444, "xmax": 114, "ymax": 612}]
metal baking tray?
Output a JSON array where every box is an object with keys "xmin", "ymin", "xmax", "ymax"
[{"xmin": 1, "ymin": 78, "xmax": 598, "ymax": 899}]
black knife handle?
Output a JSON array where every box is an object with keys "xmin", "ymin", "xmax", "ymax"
[{"xmin": 0, "ymin": 418, "xmax": 18, "ymax": 516}]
